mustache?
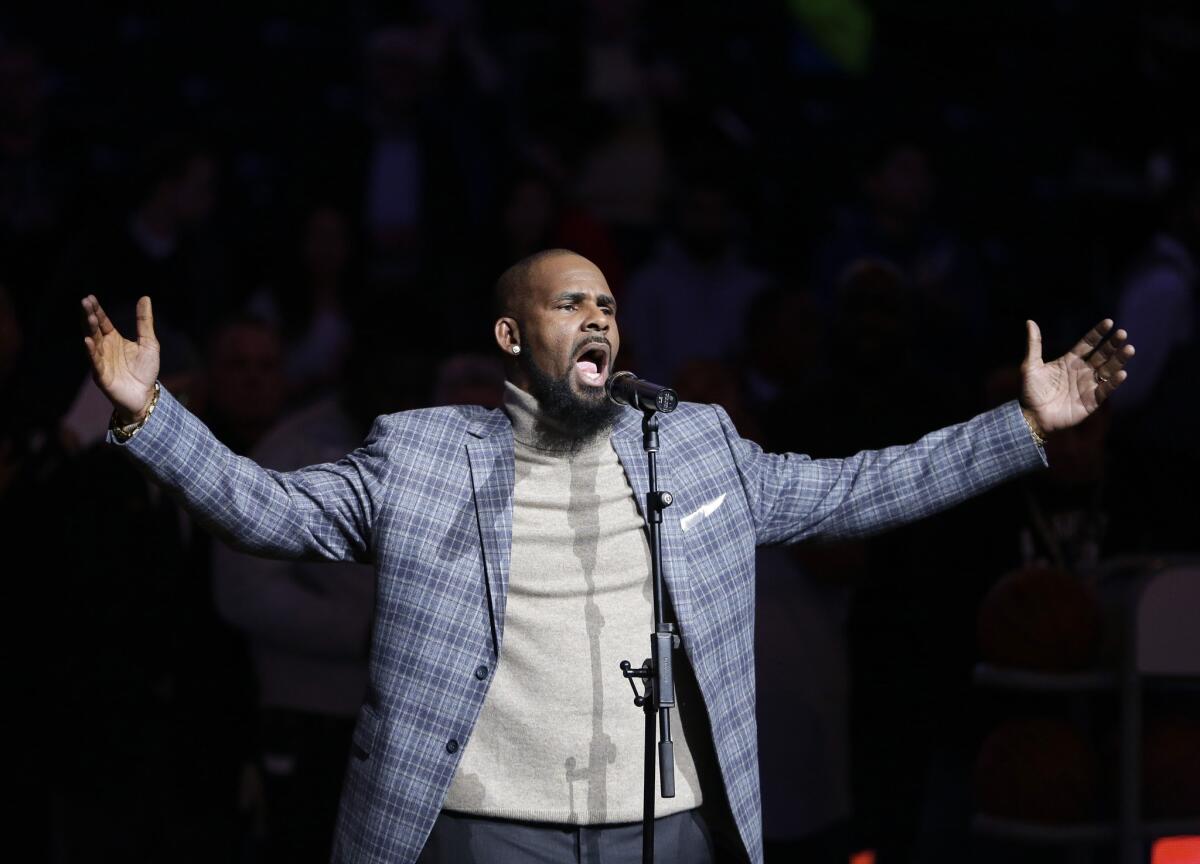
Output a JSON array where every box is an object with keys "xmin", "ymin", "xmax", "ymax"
[{"xmin": 572, "ymin": 336, "xmax": 611, "ymax": 356}]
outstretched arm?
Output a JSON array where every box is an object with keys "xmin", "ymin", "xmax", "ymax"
[
  {"xmin": 722, "ymin": 398, "xmax": 1046, "ymax": 546},
  {"xmin": 82, "ymin": 295, "xmax": 389, "ymax": 562},
  {"xmin": 725, "ymin": 319, "xmax": 1134, "ymax": 546}
]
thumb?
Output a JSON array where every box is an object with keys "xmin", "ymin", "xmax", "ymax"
[
  {"xmin": 135, "ymin": 296, "xmax": 157, "ymax": 344},
  {"xmin": 1024, "ymin": 319, "xmax": 1042, "ymax": 368}
]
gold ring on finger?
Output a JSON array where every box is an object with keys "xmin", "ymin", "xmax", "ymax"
[{"xmin": 1095, "ymin": 369, "xmax": 1111, "ymax": 384}]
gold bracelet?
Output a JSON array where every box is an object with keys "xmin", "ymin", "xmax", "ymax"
[
  {"xmin": 1021, "ymin": 409, "xmax": 1046, "ymax": 448},
  {"xmin": 111, "ymin": 381, "xmax": 161, "ymax": 442}
]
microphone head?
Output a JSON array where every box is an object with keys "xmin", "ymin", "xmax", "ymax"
[
  {"xmin": 654, "ymin": 389, "xmax": 678, "ymax": 413},
  {"xmin": 605, "ymin": 370, "xmax": 678, "ymax": 412},
  {"xmin": 606, "ymin": 370, "xmax": 637, "ymax": 406}
]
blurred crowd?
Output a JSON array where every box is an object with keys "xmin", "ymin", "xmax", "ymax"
[{"xmin": 2, "ymin": 2, "xmax": 1198, "ymax": 863}]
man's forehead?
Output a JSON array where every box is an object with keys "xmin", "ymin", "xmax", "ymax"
[{"xmin": 527, "ymin": 254, "xmax": 607, "ymax": 296}]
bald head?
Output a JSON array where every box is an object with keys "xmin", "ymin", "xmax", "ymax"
[{"xmin": 493, "ymin": 248, "xmax": 585, "ymax": 320}]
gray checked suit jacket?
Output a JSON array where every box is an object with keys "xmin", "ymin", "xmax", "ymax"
[{"xmin": 112, "ymin": 386, "xmax": 1046, "ymax": 863}]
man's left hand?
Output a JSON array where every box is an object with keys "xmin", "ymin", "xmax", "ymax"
[{"xmin": 1021, "ymin": 318, "xmax": 1135, "ymax": 435}]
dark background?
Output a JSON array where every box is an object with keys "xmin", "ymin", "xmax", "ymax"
[{"xmin": 2, "ymin": 2, "xmax": 1197, "ymax": 862}]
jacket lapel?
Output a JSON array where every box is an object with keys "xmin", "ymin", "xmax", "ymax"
[{"xmin": 465, "ymin": 410, "xmax": 515, "ymax": 655}]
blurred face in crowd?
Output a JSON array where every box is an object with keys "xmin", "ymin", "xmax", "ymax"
[
  {"xmin": 503, "ymin": 178, "xmax": 555, "ymax": 254},
  {"xmin": 678, "ymin": 183, "xmax": 731, "ymax": 262},
  {"xmin": 835, "ymin": 260, "xmax": 912, "ymax": 369},
  {"xmin": 173, "ymin": 155, "xmax": 217, "ymax": 225},
  {"xmin": 366, "ymin": 27, "xmax": 445, "ymax": 120},
  {"xmin": 433, "ymin": 354, "xmax": 505, "ymax": 409},
  {"xmin": 748, "ymin": 290, "xmax": 821, "ymax": 388},
  {"xmin": 867, "ymin": 146, "xmax": 933, "ymax": 228},
  {"xmin": 590, "ymin": 0, "xmax": 645, "ymax": 37},
  {"xmin": 303, "ymin": 207, "xmax": 351, "ymax": 279},
  {"xmin": 206, "ymin": 322, "xmax": 285, "ymax": 429},
  {"xmin": 496, "ymin": 253, "xmax": 621, "ymax": 435},
  {"xmin": 0, "ymin": 46, "xmax": 45, "ymax": 132}
]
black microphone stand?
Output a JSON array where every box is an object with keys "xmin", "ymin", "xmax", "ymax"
[{"xmin": 619, "ymin": 406, "xmax": 681, "ymax": 864}]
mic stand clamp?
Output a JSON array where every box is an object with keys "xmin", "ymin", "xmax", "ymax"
[{"xmin": 619, "ymin": 408, "xmax": 682, "ymax": 864}]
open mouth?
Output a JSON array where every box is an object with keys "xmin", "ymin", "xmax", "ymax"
[{"xmin": 573, "ymin": 341, "xmax": 610, "ymax": 387}]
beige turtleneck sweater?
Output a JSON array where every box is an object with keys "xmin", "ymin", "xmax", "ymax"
[{"xmin": 443, "ymin": 383, "xmax": 704, "ymax": 823}]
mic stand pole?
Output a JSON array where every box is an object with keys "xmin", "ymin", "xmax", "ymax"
[{"xmin": 620, "ymin": 407, "xmax": 680, "ymax": 864}]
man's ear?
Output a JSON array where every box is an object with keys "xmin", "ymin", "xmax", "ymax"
[{"xmin": 495, "ymin": 317, "xmax": 520, "ymax": 354}]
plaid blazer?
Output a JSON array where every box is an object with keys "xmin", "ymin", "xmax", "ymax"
[{"xmin": 113, "ymin": 387, "xmax": 1046, "ymax": 863}]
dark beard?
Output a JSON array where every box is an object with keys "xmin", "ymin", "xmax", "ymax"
[{"xmin": 521, "ymin": 353, "xmax": 622, "ymax": 448}]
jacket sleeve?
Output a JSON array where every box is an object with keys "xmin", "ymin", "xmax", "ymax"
[
  {"xmin": 108, "ymin": 386, "xmax": 391, "ymax": 563},
  {"xmin": 716, "ymin": 400, "xmax": 1047, "ymax": 546}
]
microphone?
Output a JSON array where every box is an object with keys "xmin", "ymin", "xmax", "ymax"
[{"xmin": 606, "ymin": 371, "xmax": 678, "ymax": 413}]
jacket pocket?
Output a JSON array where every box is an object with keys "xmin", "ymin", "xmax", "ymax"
[{"xmin": 680, "ymin": 493, "xmax": 727, "ymax": 532}]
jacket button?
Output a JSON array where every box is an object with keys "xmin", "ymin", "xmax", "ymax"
[
  {"xmin": 446, "ymin": 739, "xmax": 459, "ymax": 754},
  {"xmin": 475, "ymin": 665, "xmax": 489, "ymax": 680}
]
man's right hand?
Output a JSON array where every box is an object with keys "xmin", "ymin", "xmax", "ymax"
[{"xmin": 81, "ymin": 294, "xmax": 160, "ymax": 424}]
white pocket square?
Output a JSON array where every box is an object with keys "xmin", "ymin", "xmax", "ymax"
[{"xmin": 680, "ymin": 493, "xmax": 726, "ymax": 532}]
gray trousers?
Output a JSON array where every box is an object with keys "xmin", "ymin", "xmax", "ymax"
[{"xmin": 416, "ymin": 808, "xmax": 716, "ymax": 863}]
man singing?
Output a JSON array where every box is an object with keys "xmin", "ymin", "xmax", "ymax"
[{"xmin": 81, "ymin": 249, "xmax": 1134, "ymax": 863}]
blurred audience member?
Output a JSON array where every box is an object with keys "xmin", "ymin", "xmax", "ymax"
[
  {"xmin": 741, "ymin": 287, "xmax": 825, "ymax": 448},
  {"xmin": 670, "ymin": 303, "xmax": 854, "ymax": 863},
  {"xmin": 815, "ymin": 140, "xmax": 982, "ymax": 376},
  {"xmin": 469, "ymin": 170, "xmax": 626, "ymax": 346},
  {"xmin": 28, "ymin": 133, "xmax": 230, "ymax": 428},
  {"xmin": 0, "ymin": 43, "xmax": 57, "ymax": 237},
  {"xmin": 1021, "ymin": 407, "xmax": 1112, "ymax": 571},
  {"xmin": 755, "ymin": 545, "xmax": 853, "ymax": 864},
  {"xmin": 581, "ymin": 0, "xmax": 658, "ymax": 117},
  {"xmin": 673, "ymin": 357, "xmax": 763, "ymax": 444},
  {"xmin": 978, "ymin": 363, "xmax": 1114, "ymax": 573},
  {"xmin": 0, "ymin": 42, "xmax": 75, "ymax": 315},
  {"xmin": 432, "ymin": 352, "xmax": 505, "ymax": 408},
  {"xmin": 766, "ymin": 259, "xmax": 974, "ymax": 862},
  {"xmin": 248, "ymin": 204, "xmax": 359, "ymax": 402},
  {"xmin": 1108, "ymin": 162, "xmax": 1200, "ymax": 553},
  {"xmin": 111, "ymin": 134, "xmax": 227, "ymax": 359},
  {"xmin": 622, "ymin": 168, "xmax": 768, "ymax": 385},
  {"xmin": 46, "ymin": 443, "xmax": 253, "ymax": 863},
  {"xmin": 199, "ymin": 317, "xmax": 287, "ymax": 455},
  {"xmin": 573, "ymin": 0, "xmax": 672, "ymax": 265},
  {"xmin": 575, "ymin": 119, "xmax": 667, "ymax": 267},
  {"xmin": 212, "ymin": 317, "xmax": 435, "ymax": 863},
  {"xmin": 360, "ymin": 24, "xmax": 479, "ymax": 287},
  {"xmin": 773, "ymin": 258, "xmax": 964, "ymax": 459},
  {"xmin": 43, "ymin": 316, "xmax": 260, "ymax": 862},
  {"xmin": 494, "ymin": 168, "xmax": 625, "ymax": 296},
  {"xmin": 337, "ymin": 21, "xmax": 499, "ymax": 356},
  {"xmin": 212, "ymin": 400, "xmax": 374, "ymax": 864},
  {"xmin": 1112, "ymin": 166, "xmax": 1198, "ymax": 411}
]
